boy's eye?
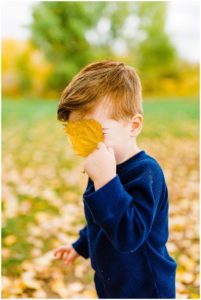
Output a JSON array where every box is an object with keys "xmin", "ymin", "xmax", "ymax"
[
  {"xmin": 102, "ymin": 128, "xmax": 109, "ymax": 134},
  {"xmin": 102, "ymin": 130, "xmax": 109, "ymax": 135}
]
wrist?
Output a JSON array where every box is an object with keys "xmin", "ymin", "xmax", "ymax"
[{"xmin": 94, "ymin": 173, "xmax": 117, "ymax": 191}]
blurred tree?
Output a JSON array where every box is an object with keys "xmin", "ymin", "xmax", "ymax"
[
  {"xmin": 2, "ymin": 39, "xmax": 54, "ymax": 98},
  {"xmin": 134, "ymin": 2, "xmax": 179, "ymax": 93},
  {"xmin": 15, "ymin": 48, "xmax": 32, "ymax": 95},
  {"xmin": 28, "ymin": 1, "xmax": 179, "ymax": 94},
  {"xmin": 29, "ymin": 1, "xmax": 110, "ymax": 90}
]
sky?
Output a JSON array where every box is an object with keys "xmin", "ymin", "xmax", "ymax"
[{"xmin": 1, "ymin": 0, "xmax": 200, "ymax": 63}]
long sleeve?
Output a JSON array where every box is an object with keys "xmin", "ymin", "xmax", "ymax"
[
  {"xmin": 83, "ymin": 165, "xmax": 164, "ymax": 253},
  {"xmin": 71, "ymin": 225, "xmax": 89, "ymax": 259}
]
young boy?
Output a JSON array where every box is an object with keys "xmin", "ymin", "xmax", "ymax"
[{"xmin": 53, "ymin": 60, "xmax": 177, "ymax": 298}]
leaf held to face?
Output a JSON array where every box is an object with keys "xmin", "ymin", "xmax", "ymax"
[{"xmin": 64, "ymin": 119, "xmax": 104, "ymax": 157}]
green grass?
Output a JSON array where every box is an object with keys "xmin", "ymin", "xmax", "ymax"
[
  {"xmin": 2, "ymin": 96, "xmax": 199, "ymax": 138},
  {"xmin": 143, "ymin": 97, "xmax": 199, "ymax": 138},
  {"xmin": 2, "ymin": 97, "xmax": 58, "ymax": 123}
]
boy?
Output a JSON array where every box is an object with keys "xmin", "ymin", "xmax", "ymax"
[{"xmin": 53, "ymin": 60, "xmax": 177, "ymax": 298}]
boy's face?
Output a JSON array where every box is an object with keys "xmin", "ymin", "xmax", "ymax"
[{"xmin": 67, "ymin": 100, "xmax": 143, "ymax": 161}]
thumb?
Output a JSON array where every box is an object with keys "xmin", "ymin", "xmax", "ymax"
[{"xmin": 97, "ymin": 142, "xmax": 106, "ymax": 149}]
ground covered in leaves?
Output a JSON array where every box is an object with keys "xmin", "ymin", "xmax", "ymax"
[{"xmin": 2, "ymin": 97, "xmax": 199, "ymax": 298}]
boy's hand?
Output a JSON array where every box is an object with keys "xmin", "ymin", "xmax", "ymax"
[
  {"xmin": 83, "ymin": 142, "xmax": 116, "ymax": 190},
  {"xmin": 53, "ymin": 245, "xmax": 80, "ymax": 265}
]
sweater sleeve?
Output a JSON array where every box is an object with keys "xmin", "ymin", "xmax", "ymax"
[
  {"xmin": 71, "ymin": 225, "xmax": 89, "ymax": 259},
  {"xmin": 83, "ymin": 165, "xmax": 164, "ymax": 253}
]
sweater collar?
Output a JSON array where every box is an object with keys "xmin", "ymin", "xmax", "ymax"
[{"xmin": 116, "ymin": 150, "xmax": 146, "ymax": 171}]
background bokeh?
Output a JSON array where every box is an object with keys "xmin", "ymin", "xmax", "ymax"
[{"xmin": 1, "ymin": 1, "xmax": 200, "ymax": 299}]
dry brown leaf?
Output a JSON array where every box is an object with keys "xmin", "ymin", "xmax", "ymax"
[
  {"xmin": 51, "ymin": 278, "xmax": 70, "ymax": 298},
  {"xmin": 21, "ymin": 271, "xmax": 42, "ymax": 289},
  {"xmin": 67, "ymin": 281, "xmax": 84, "ymax": 293}
]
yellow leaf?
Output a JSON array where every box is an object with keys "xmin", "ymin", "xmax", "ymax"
[
  {"xmin": 64, "ymin": 119, "xmax": 104, "ymax": 157},
  {"xmin": 51, "ymin": 278, "xmax": 69, "ymax": 298},
  {"xmin": 178, "ymin": 254, "xmax": 195, "ymax": 271},
  {"xmin": 177, "ymin": 269, "xmax": 194, "ymax": 284}
]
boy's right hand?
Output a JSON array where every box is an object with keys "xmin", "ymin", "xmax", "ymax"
[{"xmin": 53, "ymin": 244, "xmax": 80, "ymax": 265}]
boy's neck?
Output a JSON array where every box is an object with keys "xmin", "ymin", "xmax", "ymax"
[{"xmin": 116, "ymin": 142, "xmax": 142, "ymax": 165}]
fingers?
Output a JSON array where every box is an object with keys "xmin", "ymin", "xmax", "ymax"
[
  {"xmin": 60, "ymin": 250, "xmax": 67, "ymax": 260},
  {"xmin": 63, "ymin": 252, "xmax": 68, "ymax": 263},
  {"xmin": 97, "ymin": 142, "xmax": 114, "ymax": 154},
  {"xmin": 53, "ymin": 245, "xmax": 70, "ymax": 259},
  {"xmin": 53, "ymin": 245, "xmax": 77, "ymax": 265},
  {"xmin": 54, "ymin": 245, "xmax": 71, "ymax": 254},
  {"xmin": 53, "ymin": 246, "xmax": 64, "ymax": 256},
  {"xmin": 64, "ymin": 248, "xmax": 76, "ymax": 264}
]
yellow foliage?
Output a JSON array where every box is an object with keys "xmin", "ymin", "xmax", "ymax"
[
  {"xmin": 2, "ymin": 39, "xmax": 53, "ymax": 97},
  {"xmin": 2, "ymin": 39, "xmax": 199, "ymax": 98}
]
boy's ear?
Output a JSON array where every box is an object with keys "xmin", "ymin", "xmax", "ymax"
[{"xmin": 130, "ymin": 114, "xmax": 143, "ymax": 137}]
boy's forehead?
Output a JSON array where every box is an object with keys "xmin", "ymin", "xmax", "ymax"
[
  {"xmin": 69, "ymin": 97, "xmax": 113, "ymax": 122},
  {"xmin": 69, "ymin": 107, "xmax": 112, "ymax": 123},
  {"xmin": 68, "ymin": 100, "xmax": 130, "ymax": 127}
]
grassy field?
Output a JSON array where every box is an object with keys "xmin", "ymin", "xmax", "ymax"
[
  {"xmin": 2, "ymin": 97, "xmax": 200, "ymax": 298},
  {"xmin": 2, "ymin": 96, "xmax": 199, "ymax": 137}
]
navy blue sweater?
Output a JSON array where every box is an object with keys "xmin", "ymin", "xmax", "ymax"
[{"xmin": 72, "ymin": 150, "xmax": 177, "ymax": 298}]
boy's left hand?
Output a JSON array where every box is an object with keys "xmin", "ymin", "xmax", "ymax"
[{"xmin": 83, "ymin": 142, "xmax": 116, "ymax": 190}]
